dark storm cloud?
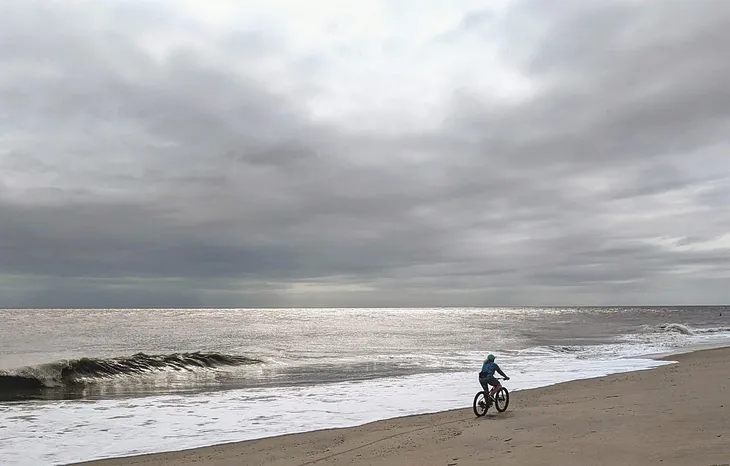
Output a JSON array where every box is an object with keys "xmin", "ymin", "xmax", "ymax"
[{"xmin": 1, "ymin": 0, "xmax": 730, "ymax": 307}]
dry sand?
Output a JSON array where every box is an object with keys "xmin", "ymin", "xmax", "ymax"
[{"xmin": 76, "ymin": 347, "xmax": 730, "ymax": 466}]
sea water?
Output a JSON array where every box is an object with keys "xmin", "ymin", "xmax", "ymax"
[{"xmin": 1, "ymin": 307, "xmax": 729, "ymax": 465}]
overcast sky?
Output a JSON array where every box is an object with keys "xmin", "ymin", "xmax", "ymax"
[{"xmin": 2, "ymin": 0, "xmax": 730, "ymax": 308}]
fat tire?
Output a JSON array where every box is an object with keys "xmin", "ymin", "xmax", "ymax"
[
  {"xmin": 495, "ymin": 387, "xmax": 510, "ymax": 412},
  {"xmin": 473, "ymin": 391, "xmax": 489, "ymax": 417}
]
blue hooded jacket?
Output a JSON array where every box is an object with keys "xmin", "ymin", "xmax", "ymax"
[{"xmin": 480, "ymin": 361, "xmax": 506, "ymax": 378}]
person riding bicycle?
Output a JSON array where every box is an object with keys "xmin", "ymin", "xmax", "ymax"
[{"xmin": 479, "ymin": 354, "xmax": 509, "ymax": 401}]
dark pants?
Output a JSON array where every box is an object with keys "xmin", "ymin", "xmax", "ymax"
[{"xmin": 479, "ymin": 374, "xmax": 500, "ymax": 393}]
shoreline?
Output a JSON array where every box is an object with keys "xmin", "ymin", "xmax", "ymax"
[
  {"xmin": 633, "ymin": 340, "xmax": 730, "ymax": 360},
  {"xmin": 74, "ymin": 346, "xmax": 730, "ymax": 466}
]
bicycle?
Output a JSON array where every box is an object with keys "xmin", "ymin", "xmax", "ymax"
[{"xmin": 473, "ymin": 377, "xmax": 510, "ymax": 417}]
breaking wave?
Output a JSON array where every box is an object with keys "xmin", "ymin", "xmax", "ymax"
[
  {"xmin": 0, "ymin": 352, "xmax": 262, "ymax": 393},
  {"xmin": 693, "ymin": 326, "xmax": 730, "ymax": 334},
  {"xmin": 519, "ymin": 322, "xmax": 730, "ymax": 361},
  {"xmin": 643, "ymin": 323, "xmax": 730, "ymax": 336}
]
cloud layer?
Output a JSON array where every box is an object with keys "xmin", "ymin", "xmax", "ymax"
[{"xmin": 2, "ymin": 0, "xmax": 730, "ymax": 307}]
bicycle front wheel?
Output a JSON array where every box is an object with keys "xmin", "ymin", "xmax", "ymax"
[
  {"xmin": 473, "ymin": 391, "xmax": 489, "ymax": 417},
  {"xmin": 495, "ymin": 387, "xmax": 510, "ymax": 412}
]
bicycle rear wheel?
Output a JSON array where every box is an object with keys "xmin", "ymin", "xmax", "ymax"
[
  {"xmin": 473, "ymin": 391, "xmax": 489, "ymax": 417},
  {"xmin": 495, "ymin": 387, "xmax": 510, "ymax": 412}
]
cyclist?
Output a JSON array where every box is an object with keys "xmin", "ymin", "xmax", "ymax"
[{"xmin": 479, "ymin": 354, "xmax": 509, "ymax": 401}]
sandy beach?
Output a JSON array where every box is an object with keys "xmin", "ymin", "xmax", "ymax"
[{"xmin": 76, "ymin": 347, "xmax": 729, "ymax": 466}]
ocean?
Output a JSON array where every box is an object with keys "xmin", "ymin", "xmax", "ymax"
[{"xmin": 1, "ymin": 307, "xmax": 729, "ymax": 466}]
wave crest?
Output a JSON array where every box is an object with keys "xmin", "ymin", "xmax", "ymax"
[
  {"xmin": 644, "ymin": 323, "xmax": 730, "ymax": 336},
  {"xmin": 654, "ymin": 323, "xmax": 694, "ymax": 335},
  {"xmin": 0, "ymin": 352, "xmax": 262, "ymax": 393}
]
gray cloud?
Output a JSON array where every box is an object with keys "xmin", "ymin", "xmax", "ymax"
[{"xmin": 1, "ymin": 0, "xmax": 730, "ymax": 307}]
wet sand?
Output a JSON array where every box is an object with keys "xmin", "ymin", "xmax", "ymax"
[{"xmin": 75, "ymin": 347, "xmax": 730, "ymax": 466}]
